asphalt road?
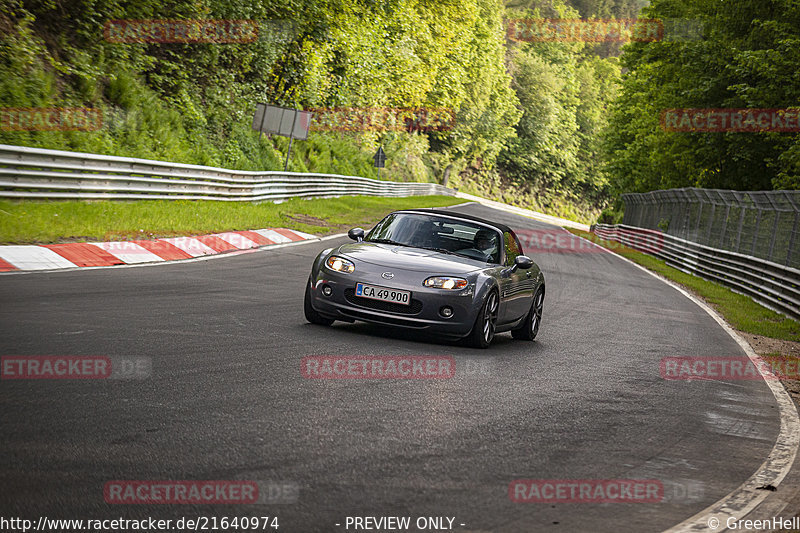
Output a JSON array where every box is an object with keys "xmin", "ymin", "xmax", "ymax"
[{"xmin": 0, "ymin": 203, "xmax": 781, "ymax": 532}]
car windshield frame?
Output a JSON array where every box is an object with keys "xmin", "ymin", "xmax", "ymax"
[{"xmin": 365, "ymin": 212, "xmax": 504, "ymax": 264}]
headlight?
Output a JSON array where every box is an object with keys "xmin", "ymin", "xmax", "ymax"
[
  {"xmin": 326, "ymin": 255, "xmax": 355, "ymax": 273},
  {"xmin": 423, "ymin": 276, "xmax": 468, "ymax": 290}
]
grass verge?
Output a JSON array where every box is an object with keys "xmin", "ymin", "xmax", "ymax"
[
  {"xmin": 0, "ymin": 196, "xmax": 464, "ymax": 244},
  {"xmin": 567, "ymin": 228, "xmax": 800, "ymax": 343}
]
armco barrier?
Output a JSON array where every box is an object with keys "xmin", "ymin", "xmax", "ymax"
[
  {"xmin": 592, "ymin": 224, "xmax": 800, "ymax": 320},
  {"xmin": 0, "ymin": 144, "xmax": 453, "ymax": 201}
]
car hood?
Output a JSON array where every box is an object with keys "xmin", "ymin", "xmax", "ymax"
[{"xmin": 336, "ymin": 242, "xmax": 486, "ymax": 274}]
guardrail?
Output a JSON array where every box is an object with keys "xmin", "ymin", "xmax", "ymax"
[
  {"xmin": 592, "ymin": 223, "xmax": 800, "ymax": 320},
  {"xmin": 0, "ymin": 144, "xmax": 453, "ymax": 201},
  {"xmin": 621, "ymin": 188, "xmax": 800, "ymax": 269}
]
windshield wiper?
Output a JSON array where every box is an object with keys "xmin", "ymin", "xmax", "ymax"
[
  {"xmin": 420, "ymin": 246, "xmax": 489, "ymax": 260},
  {"xmin": 368, "ymin": 238, "xmax": 412, "ymax": 247},
  {"xmin": 417, "ymin": 246, "xmax": 461, "ymax": 256}
]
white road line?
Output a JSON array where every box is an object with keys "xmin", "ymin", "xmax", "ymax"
[{"xmin": 573, "ymin": 231, "xmax": 800, "ymax": 533}]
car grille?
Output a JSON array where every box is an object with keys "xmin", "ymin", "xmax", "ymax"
[
  {"xmin": 340, "ymin": 308, "xmax": 427, "ymax": 328},
  {"xmin": 344, "ymin": 288, "xmax": 423, "ymax": 315}
]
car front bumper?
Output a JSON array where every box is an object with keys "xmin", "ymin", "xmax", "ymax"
[{"xmin": 308, "ymin": 267, "xmax": 480, "ymax": 339}]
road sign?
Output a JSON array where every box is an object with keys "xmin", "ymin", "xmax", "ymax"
[
  {"xmin": 253, "ymin": 103, "xmax": 313, "ymax": 171},
  {"xmin": 252, "ymin": 104, "xmax": 312, "ymax": 140},
  {"xmin": 373, "ymin": 146, "xmax": 386, "ymax": 168}
]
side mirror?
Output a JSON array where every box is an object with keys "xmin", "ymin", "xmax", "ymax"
[
  {"xmin": 514, "ymin": 255, "xmax": 533, "ymax": 271},
  {"xmin": 348, "ymin": 228, "xmax": 365, "ymax": 242}
]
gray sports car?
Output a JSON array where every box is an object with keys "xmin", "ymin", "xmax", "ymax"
[{"xmin": 304, "ymin": 209, "xmax": 545, "ymax": 348}]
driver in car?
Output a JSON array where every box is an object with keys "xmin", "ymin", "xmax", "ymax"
[{"xmin": 460, "ymin": 229, "xmax": 499, "ymax": 262}]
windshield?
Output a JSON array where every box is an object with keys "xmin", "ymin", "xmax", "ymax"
[{"xmin": 366, "ymin": 213, "xmax": 501, "ymax": 263}]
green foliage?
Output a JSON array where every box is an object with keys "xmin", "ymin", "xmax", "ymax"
[
  {"xmin": 0, "ymin": 0, "xmax": 649, "ymax": 222},
  {"xmin": 0, "ymin": 0, "xmax": 521, "ymax": 181},
  {"xmin": 495, "ymin": 0, "xmax": 622, "ymax": 218},
  {"xmin": 604, "ymin": 0, "xmax": 800, "ymax": 194}
]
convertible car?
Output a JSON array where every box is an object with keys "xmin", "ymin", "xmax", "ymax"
[{"xmin": 304, "ymin": 209, "xmax": 545, "ymax": 348}]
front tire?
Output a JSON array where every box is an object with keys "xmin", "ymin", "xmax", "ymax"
[
  {"xmin": 512, "ymin": 286, "xmax": 544, "ymax": 341},
  {"xmin": 304, "ymin": 277, "xmax": 334, "ymax": 326},
  {"xmin": 466, "ymin": 290, "xmax": 499, "ymax": 349}
]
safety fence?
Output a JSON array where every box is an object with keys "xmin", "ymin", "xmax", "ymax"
[
  {"xmin": 621, "ymin": 188, "xmax": 800, "ymax": 269},
  {"xmin": 592, "ymin": 223, "xmax": 800, "ymax": 320}
]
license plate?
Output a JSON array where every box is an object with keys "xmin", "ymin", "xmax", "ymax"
[{"xmin": 355, "ymin": 283, "xmax": 411, "ymax": 305}]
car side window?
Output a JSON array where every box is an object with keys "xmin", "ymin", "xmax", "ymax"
[{"xmin": 504, "ymin": 231, "xmax": 521, "ymax": 266}]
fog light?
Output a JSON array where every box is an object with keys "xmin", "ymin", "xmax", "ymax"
[
  {"xmin": 322, "ymin": 285, "xmax": 333, "ymax": 297},
  {"xmin": 440, "ymin": 306, "xmax": 454, "ymax": 318}
]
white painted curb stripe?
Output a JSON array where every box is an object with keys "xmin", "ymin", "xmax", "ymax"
[
  {"xmin": 253, "ymin": 229, "xmax": 294, "ymax": 243},
  {"xmin": 90, "ymin": 242, "xmax": 164, "ymax": 264},
  {"xmin": 287, "ymin": 229, "xmax": 317, "ymax": 240},
  {"xmin": 0, "ymin": 246, "xmax": 79, "ymax": 270},
  {"xmin": 0, "ymin": 227, "xmax": 325, "ymax": 273},
  {"xmin": 160, "ymin": 237, "xmax": 217, "ymax": 257},
  {"xmin": 213, "ymin": 232, "xmax": 259, "ymax": 250},
  {"xmin": 575, "ymin": 232, "xmax": 800, "ymax": 533}
]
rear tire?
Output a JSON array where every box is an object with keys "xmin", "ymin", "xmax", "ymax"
[
  {"xmin": 304, "ymin": 277, "xmax": 334, "ymax": 326},
  {"xmin": 466, "ymin": 290, "xmax": 499, "ymax": 349},
  {"xmin": 512, "ymin": 286, "xmax": 544, "ymax": 341}
]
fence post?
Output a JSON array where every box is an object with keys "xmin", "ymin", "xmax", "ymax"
[
  {"xmin": 637, "ymin": 197, "xmax": 645, "ymax": 227},
  {"xmin": 788, "ymin": 212, "xmax": 798, "ymax": 267},
  {"xmin": 768, "ymin": 209, "xmax": 780, "ymax": 262},
  {"xmin": 735, "ymin": 206, "xmax": 746, "ymax": 253},
  {"xmin": 706, "ymin": 203, "xmax": 715, "ymax": 246},
  {"xmin": 750, "ymin": 209, "xmax": 762, "ymax": 257},
  {"xmin": 719, "ymin": 204, "xmax": 730, "ymax": 249}
]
